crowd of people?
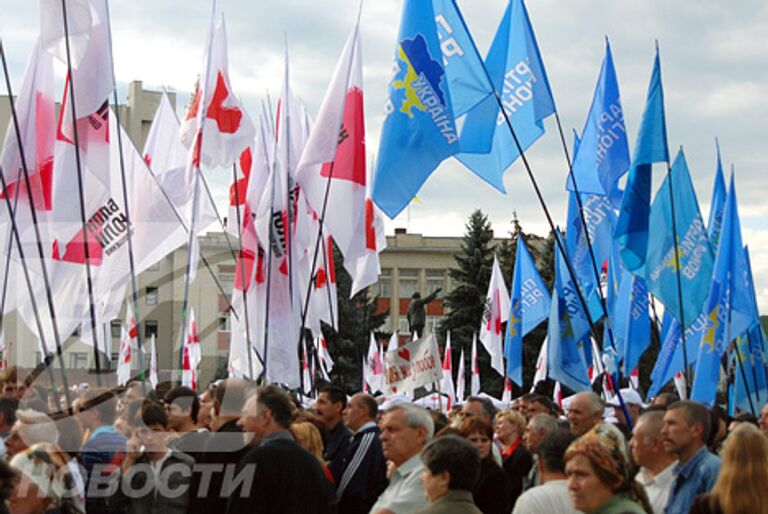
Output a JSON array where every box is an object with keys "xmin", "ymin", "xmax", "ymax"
[{"xmin": 0, "ymin": 365, "xmax": 766, "ymax": 514}]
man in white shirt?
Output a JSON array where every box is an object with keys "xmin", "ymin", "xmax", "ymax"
[
  {"xmin": 513, "ymin": 428, "xmax": 580, "ymax": 514},
  {"xmin": 630, "ymin": 410, "xmax": 678, "ymax": 514},
  {"xmin": 370, "ymin": 404, "xmax": 434, "ymax": 514}
]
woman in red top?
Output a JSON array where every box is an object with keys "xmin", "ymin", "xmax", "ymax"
[
  {"xmin": 291, "ymin": 421, "xmax": 335, "ymax": 484},
  {"xmin": 494, "ymin": 409, "xmax": 532, "ymax": 508}
]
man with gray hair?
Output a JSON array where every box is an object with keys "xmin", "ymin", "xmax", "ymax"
[
  {"xmin": 4, "ymin": 409, "xmax": 59, "ymax": 459},
  {"xmin": 522, "ymin": 413, "xmax": 560, "ymax": 489},
  {"xmin": 566, "ymin": 392, "xmax": 604, "ymax": 437},
  {"xmin": 370, "ymin": 404, "xmax": 434, "ymax": 514},
  {"xmin": 630, "ymin": 410, "xmax": 677, "ymax": 514}
]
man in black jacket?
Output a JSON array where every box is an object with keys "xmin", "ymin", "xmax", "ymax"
[
  {"xmin": 226, "ymin": 385, "xmax": 335, "ymax": 514},
  {"xmin": 331, "ymin": 393, "xmax": 387, "ymax": 514}
]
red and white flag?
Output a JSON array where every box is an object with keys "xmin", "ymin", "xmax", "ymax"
[
  {"xmin": 40, "ymin": 0, "xmax": 92, "ymax": 67},
  {"xmin": 317, "ymin": 336, "xmax": 333, "ymax": 381},
  {"xmin": 182, "ymin": 308, "xmax": 201, "ymax": 390},
  {"xmin": 501, "ymin": 377, "xmax": 513, "ymax": 405},
  {"xmin": 456, "ymin": 347, "xmax": 466, "ymax": 403},
  {"xmin": 365, "ymin": 332, "xmax": 384, "ymax": 394},
  {"xmin": 180, "ymin": 15, "xmax": 254, "ymax": 169},
  {"xmin": 302, "ymin": 338, "xmax": 313, "ymax": 396},
  {"xmin": 673, "ymin": 371, "xmax": 687, "ymax": 400},
  {"xmin": 116, "ymin": 325, "xmax": 131, "ymax": 386},
  {"xmin": 295, "ymin": 23, "xmax": 385, "ymax": 298},
  {"xmin": 479, "ymin": 255, "xmax": 509, "ymax": 376},
  {"xmin": 531, "ymin": 337, "xmax": 548, "ymax": 391},
  {"xmin": 471, "ymin": 333, "xmax": 480, "ymax": 396},
  {"xmin": 440, "ymin": 331, "xmax": 456, "ymax": 406}
]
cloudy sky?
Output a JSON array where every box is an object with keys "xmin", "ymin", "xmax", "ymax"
[{"xmin": 2, "ymin": 0, "xmax": 768, "ymax": 309}]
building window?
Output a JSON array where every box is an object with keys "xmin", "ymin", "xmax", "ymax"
[
  {"xmin": 69, "ymin": 352, "xmax": 88, "ymax": 369},
  {"xmin": 398, "ymin": 318, "xmax": 409, "ymax": 334},
  {"xmin": 144, "ymin": 320, "xmax": 159, "ymax": 339},
  {"xmin": 378, "ymin": 269, "xmax": 392, "ymax": 298},
  {"xmin": 426, "ymin": 316, "xmax": 444, "ymax": 335},
  {"xmin": 111, "ymin": 320, "xmax": 122, "ymax": 338},
  {"xmin": 145, "ymin": 287, "xmax": 158, "ymax": 305},
  {"xmin": 426, "ymin": 270, "xmax": 445, "ymax": 294},
  {"xmin": 219, "ymin": 273, "xmax": 235, "ymax": 295},
  {"xmin": 399, "ymin": 269, "xmax": 419, "ymax": 298},
  {"xmin": 218, "ymin": 313, "xmax": 231, "ymax": 332},
  {"xmin": 111, "ymin": 353, "xmax": 119, "ymax": 370}
]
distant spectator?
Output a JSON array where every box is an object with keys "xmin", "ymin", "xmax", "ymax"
[
  {"xmin": 630, "ymin": 411, "xmax": 677, "ymax": 514},
  {"xmin": 514, "ymin": 429, "xmax": 578, "ymax": 514},
  {"xmin": 5, "ymin": 409, "xmax": 58, "ymax": 460},
  {"xmin": 527, "ymin": 395, "xmax": 558, "ymax": 418},
  {"xmin": 689, "ymin": 423, "xmax": 768, "ymax": 514},
  {"xmin": 566, "ymin": 392, "xmax": 604, "ymax": 437},
  {"xmin": 495, "ymin": 409, "xmax": 532, "ymax": 508},
  {"xmin": 0, "ymin": 397, "xmax": 18, "ymax": 459},
  {"xmin": 164, "ymin": 385, "xmax": 209, "ymax": 461},
  {"xmin": 418, "ymin": 435, "xmax": 482, "ymax": 514},
  {"xmin": 462, "ymin": 397, "xmax": 497, "ymax": 426},
  {"xmin": 661, "ymin": 401, "xmax": 720, "ymax": 514},
  {"xmin": 727, "ymin": 411, "xmax": 758, "ymax": 434},
  {"xmin": 458, "ymin": 416, "xmax": 512, "ymax": 514},
  {"xmin": 522, "ymin": 413, "xmax": 559, "ymax": 489},
  {"xmin": 652, "ymin": 392, "xmax": 678, "ymax": 409}
]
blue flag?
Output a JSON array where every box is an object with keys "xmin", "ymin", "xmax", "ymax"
[
  {"xmin": 640, "ymin": 149, "xmax": 714, "ymax": 328},
  {"xmin": 547, "ymin": 234, "xmax": 592, "ymax": 392},
  {"xmin": 568, "ymin": 39, "xmax": 630, "ymax": 200},
  {"xmin": 691, "ymin": 173, "xmax": 755, "ymax": 405},
  {"xmin": 707, "ymin": 141, "xmax": 727, "ymax": 247},
  {"xmin": 372, "ymin": 0, "xmax": 493, "ymax": 217},
  {"xmin": 504, "ymin": 236, "xmax": 551, "ymax": 385},
  {"xmin": 455, "ymin": 0, "xmax": 555, "ymax": 192},
  {"xmin": 615, "ymin": 47, "xmax": 669, "ymax": 272}
]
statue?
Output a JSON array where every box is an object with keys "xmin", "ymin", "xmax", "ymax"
[{"xmin": 406, "ymin": 288, "xmax": 442, "ymax": 339}]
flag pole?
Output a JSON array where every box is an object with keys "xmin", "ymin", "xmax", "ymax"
[
  {"xmin": 59, "ymin": 0, "xmax": 105, "ymax": 387},
  {"xmin": 0, "ymin": 164, "xmax": 62, "ymax": 411},
  {"xmin": 231, "ymin": 163, "xmax": 255, "ymax": 379},
  {"xmin": 0, "ymin": 181, "xmax": 19, "ymax": 335},
  {"xmin": 295, "ymin": 4, "xmax": 361, "ymax": 351},
  {"xmin": 177, "ymin": 0, "xmax": 217, "ymax": 375},
  {"xmin": 0, "ymin": 40, "xmax": 71, "ymax": 408},
  {"xmin": 103, "ymin": 0, "xmax": 146, "ymax": 390}
]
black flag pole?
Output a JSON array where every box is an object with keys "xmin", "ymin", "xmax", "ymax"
[
  {"xmin": 231, "ymin": 163, "xmax": 255, "ymax": 379},
  {"xmin": 0, "ymin": 40, "xmax": 72, "ymax": 408},
  {"xmin": 103, "ymin": 0, "xmax": 146, "ymax": 390},
  {"xmin": 60, "ymin": 0, "xmax": 105, "ymax": 387}
]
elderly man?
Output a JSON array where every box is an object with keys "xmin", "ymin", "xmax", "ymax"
[
  {"xmin": 566, "ymin": 392, "xmax": 604, "ymax": 437},
  {"xmin": 661, "ymin": 401, "xmax": 721, "ymax": 514},
  {"xmin": 4, "ymin": 409, "xmax": 58, "ymax": 459},
  {"xmin": 630, "ymin": 411, "xmax": 678, "ymax": 514},
  {"xmin": 462, "ymin": 396, "xmax": 497, "ymax": 425},
  {"xmin": 370, "ymin": 404, "xmax": 435, "ymax": 514},
  {"xmin": 332, "ymin": 393, "xmax": 387, "ymax": 514},
  {"xmin": 228, "ymin": 385, "xmax": 335, "ymax": 514},
  {"xmin": 522, "ymin": 413, "xmax": 560, "ymax": 489}
]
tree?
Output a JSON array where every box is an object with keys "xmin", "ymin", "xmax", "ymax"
[
  {"xmin": 438, "ymin": 210, "xmax": 503, "ymax": 396},
  {"xmin": 321, "ymin": 242, "xmax": 388, "ymax": 394}
]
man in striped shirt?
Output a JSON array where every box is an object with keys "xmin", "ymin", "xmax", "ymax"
[{"xmin": 331, "ymin": 393, "xmax": 387, "ymax": 514}]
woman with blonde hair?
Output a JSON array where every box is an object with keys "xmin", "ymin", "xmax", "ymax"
[
  {"xmin": 494, "ymin": 409, "xmax": 532, "ymax": 508},
  {"xmin": 689, "ymin": 423, "xmax": 768, "ymax": 514},
  {"xmin": 290, "ymin": 421, "xmax": 335, "ymax": 484}
]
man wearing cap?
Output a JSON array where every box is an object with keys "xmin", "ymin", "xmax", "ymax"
[{"xmin": 607, "ymin": 388, "xmax": 644, "ymax": 438}]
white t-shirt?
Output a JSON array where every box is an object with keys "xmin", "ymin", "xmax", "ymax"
[
  {"xmin": 369, "ymin": 454, "xmax": 428, "ymax": 514},
  {"xmin": 636, "ymin": 462, "xmax": 677, "ymax": 514},
  {"xmin": 513, "ymin": 479, "xmax": 581, "ymax": 514}
]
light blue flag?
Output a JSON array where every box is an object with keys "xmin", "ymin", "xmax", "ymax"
[
  {"xmin": 547, "ymin": 234, "xmax": 592, "ymax": 392},
  {"xmin": 707, "ymin": 141, "xmax": 727, "ymax": 247},
  {"xmin": 640, "ymin": 149, "xmax": 714, "ymax": 328},
  {"xmin": 504, "ymin": 236, "xmax": 551, "ymax": 385},
  {"xmin": 568, "ymin": 39, "xmax": 630, "ymax": 199},
  {"xmin": 615, "ymin": 47, "xmax": 669, "ymax": 272},
  {"xmin": 691, "ymin": 173, "xmax": 755, "ymax": 405},
  {"xmin": 455, "ymin": 0, "xmax": 555, "ymax": 192},
  {"xmin": 372, "ymin": 0, "xmax": 493, "ymax": 218}
]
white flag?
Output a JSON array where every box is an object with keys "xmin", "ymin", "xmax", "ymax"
[
  {"xmin": 479, "ymin": 255, "xmax": 510, "ymax": 376},
  {"xmin": 456, "ymin": 347, "xmax": 466, "ymax": 403},
  {"xmin": 440, "ymin": 332, "xmax": 456, "ymax": 406},
  {"xmin": 471, "ymin": 334, "xmax": 480, "ymax": 396}
]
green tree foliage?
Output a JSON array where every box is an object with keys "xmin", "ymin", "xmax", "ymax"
[
  {"xmin": 321, "ymin": 242, "xmax": 388, "ymax": 394},
  {"xmin": 438, "ymin": 210, "xmax": 503, "ymax": 396}
]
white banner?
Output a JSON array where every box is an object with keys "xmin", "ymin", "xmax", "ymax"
[{"xmin": 385, "ymin": 334, "xmax": 442, "ymax": 395}]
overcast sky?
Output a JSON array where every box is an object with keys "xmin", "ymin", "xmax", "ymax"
[{"xmin": 2, "ymin": 0, "xmax": 768, "ymax": 310}]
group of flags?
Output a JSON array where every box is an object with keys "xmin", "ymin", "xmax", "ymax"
[
  {"xmin": 369, "ymin": 0, "xmax": 765, "ymax": 411},
  {"xmin": 0, "ymin": 0, "xmax": 388, "ymax": 393}
]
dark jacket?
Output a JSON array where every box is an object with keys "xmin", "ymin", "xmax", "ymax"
[
  {"xmin": 323, "ymin": 420, "xmax": 351, "ymax": 467},
  {"xmin": 473, "ymin": 458, "xmax": 512, "ymax": 514},
  {"xmin": 501, "ymin": 442, "xmax": 533, "ymax": 509},
  {"xmin": 688, "ymin": 495, "xmax": 724, "ymax": 514},
  {"xmin": 226, "ymin": 432, "xmax": 336, "ymax": 514},
  {"xmin": 82, "ymin": 426, "xmax": 128, "ymax": 514},
  {"xmin": 329, "ymin": 423, "xmax": 387, "ymax": 514},
  {"xmin": 168, "ymin": 429, "xmax": 210, "ymax": 463},
  {"xmin": 108, "ymin": 448, "xmax": 195, "ymax": 514},
  {"xmin": 189, "ymin": 419, "xmax": 251, "ymax": 514}
]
